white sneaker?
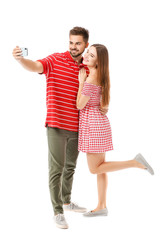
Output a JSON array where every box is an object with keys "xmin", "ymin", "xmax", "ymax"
[
  {"xmin": 63, "ymin": 202, "xmax": 87, "ymax": 213},
  {"xmin": 54, "ymin": 214, "xmax": 69, "ymax": 229}
]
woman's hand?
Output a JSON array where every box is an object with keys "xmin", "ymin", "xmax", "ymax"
[
  {"xmin": 99, "ymin": 105, "xmax": 109, "ymax": 115},
  {"xmin": 78, "ymin": 68, "xmax": 87, "ymax": 84}
]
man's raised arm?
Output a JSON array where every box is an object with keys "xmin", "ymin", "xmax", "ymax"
[{"xmin": 12, "ymin": 46, "xmax": 43, "ymax": 74}]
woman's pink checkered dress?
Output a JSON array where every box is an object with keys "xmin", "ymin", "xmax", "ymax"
[{"xmin": 78, "ymin": 81, "xmax": 113, "ymax": 153}]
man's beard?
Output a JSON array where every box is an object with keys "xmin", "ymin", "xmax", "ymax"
[{"xmin": 70, "ymin": 50, "xmax": 84, "ymax": 58}]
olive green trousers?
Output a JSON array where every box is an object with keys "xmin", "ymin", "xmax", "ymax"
[{"xmin": 47, "ymin": 127, "xmax": 79, "ymax": 215}]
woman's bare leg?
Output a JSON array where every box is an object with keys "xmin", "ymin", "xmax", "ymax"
[
  {"xmin": 92, "ymin": 173, "xmax": 108, "ymax": 212},
  {"xmin": 87, "ymin": 153, "xmax": 145, "ymax": 175},
  {"xmin": 86, "ymin": 153, "xmax": 145, "ymax": 212}
]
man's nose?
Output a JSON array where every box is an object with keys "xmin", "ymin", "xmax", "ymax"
[{"xmin": 71, "ymin": 44, "xmax": 77, "ymax": 49}]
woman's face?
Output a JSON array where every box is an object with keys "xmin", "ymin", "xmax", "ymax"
[{"xmin": 83, "ymin": 46, "xmax": 98, "ymax": 68}]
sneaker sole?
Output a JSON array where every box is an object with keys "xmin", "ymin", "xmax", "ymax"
[
  {"xmin": 56, "ymin": 223, "xmax": 69, "ymax": 229},
  {"xmin": 64, "ymin": 209, "xmax": 87, "ymax": 213},
  {"xmin": 83, "ymin": 213, "xmax": 108, "ymax": 217}
]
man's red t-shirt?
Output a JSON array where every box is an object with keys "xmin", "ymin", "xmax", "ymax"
[{"xmin": 37, "ymin": 51, "xmax": 88, "ymax": 132}]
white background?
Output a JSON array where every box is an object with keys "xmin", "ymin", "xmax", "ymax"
[{"xmin": 0, "ymin": 0, "xmax": 160, "ymax": 239}]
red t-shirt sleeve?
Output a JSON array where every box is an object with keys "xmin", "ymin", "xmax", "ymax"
[{"xmin": 37, "ymin": 54, "xmax": 56, "ymax": 76}]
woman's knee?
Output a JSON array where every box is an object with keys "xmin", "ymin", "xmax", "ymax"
[
  {"xmin": 89, "ymin": 167, "xmax": 97, "ymax": 174},
  {"xmin": 88, "ymin": 161, "xmax": 104, "ymax": 174},
  {"xmin": 87, "ymin": 153, "xmax": 105, "ymax": 174}
]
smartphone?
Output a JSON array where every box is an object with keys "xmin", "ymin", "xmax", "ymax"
[{"xmin": 21, "ymin": 48, "xmax": 28, "ymax": 57}]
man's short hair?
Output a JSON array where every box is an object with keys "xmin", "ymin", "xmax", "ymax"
[{"xmin": 69, "ymin": 26, "xmax": 89, "ymax": 43}]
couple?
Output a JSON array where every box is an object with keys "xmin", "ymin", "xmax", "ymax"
[{"xmin": 12, "ymin": 26, "xmax": 154, "ymax": 229}]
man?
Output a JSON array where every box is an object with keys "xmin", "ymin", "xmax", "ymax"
[{"xmin": 12, "ymin": 26, "xmax": 107, "ymax": 229}]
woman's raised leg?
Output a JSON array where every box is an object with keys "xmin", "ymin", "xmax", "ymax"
[{"xmin": 86, "ymin": 153, "xmax": 145, "ymax": 175}]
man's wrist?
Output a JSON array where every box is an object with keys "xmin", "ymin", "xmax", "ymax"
[{"xmin": 16, "ymin": 57, "xmax": 24, "ymax": 63}]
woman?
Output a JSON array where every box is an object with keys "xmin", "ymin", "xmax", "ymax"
[{"xmin": 76, "ymin": 44, "xmax": 154, "ymax": 217}]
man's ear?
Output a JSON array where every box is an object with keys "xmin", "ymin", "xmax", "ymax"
[{"xmin": 86, "ymin": 42, "xmax": 89, "ymax": 48}]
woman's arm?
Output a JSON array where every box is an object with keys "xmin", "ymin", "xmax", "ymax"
[
  {"xmin": 99, "ymin": 99, "xmax": 109, "ymax": 115},
  {"xmin": 76, "ymin": 83, "xmax": 90, "ymax": 110}
]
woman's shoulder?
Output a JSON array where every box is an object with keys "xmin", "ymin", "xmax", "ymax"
[{"xmin": 85, "ymin": 77, "xmax": 101, "ymax": 87}]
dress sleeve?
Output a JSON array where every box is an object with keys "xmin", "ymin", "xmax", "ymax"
[{"xmin": 81, "ymin": 82, "xmax": 93, "ymax": 97}]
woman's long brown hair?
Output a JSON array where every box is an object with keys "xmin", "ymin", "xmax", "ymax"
[{"xmin": 91, "ymin": 44, "xmax": 110, "ymax": 107}]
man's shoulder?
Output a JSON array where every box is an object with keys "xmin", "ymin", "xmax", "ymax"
[{"xmin": 50, "ymin": 51, "xmax": 69, "ymax": 61}]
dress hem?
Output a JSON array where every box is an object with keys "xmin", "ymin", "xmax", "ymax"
[{"xmin": 78, "ymin": 148, "xmax": 114, "ymax": 153}]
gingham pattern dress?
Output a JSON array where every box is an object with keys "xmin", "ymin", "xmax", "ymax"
[{"xmin": 78, "ymin": 81, "xmax": 113, "ymax": 153}]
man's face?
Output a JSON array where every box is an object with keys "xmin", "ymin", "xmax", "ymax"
[{"xmin": 69, "ymin": 35, "xmax": 88, "ymax": 58}]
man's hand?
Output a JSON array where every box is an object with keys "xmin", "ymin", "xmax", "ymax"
[
  {"xmin": 12, "ymin": 46, "xmax": 23, "ymax": 61},
  {"xmin": 12, "ymin": 46, "xmax": 43, "ymax": 73}
]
